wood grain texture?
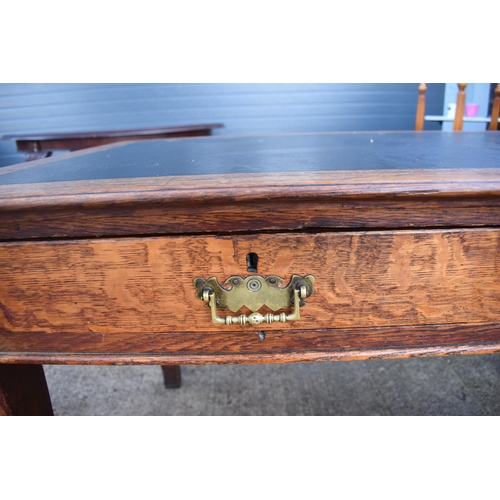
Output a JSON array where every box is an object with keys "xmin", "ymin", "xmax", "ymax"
[
  {"xmin": 1, "ymin": 132, "xmax": 499, "ymax": 368},
  {"xmin": 1, "ymin": 324, "xmax": 500, "ymax": 365},
  {"xmin": 1, "ymin": 131, "xmax": 499, "ymax": 240},
  {"xmin": 1, "ymin": 168, "xmax": 500, "ymax": 240},
  {"xmin": 1, "ymin": 229, "xmax": 499, "ymax": 338}
]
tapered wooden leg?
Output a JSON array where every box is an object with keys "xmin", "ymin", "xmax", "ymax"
[
  {"xmin": 161, "ymin": 365, "xmax": 181, "ymax": 389},
  {"xmin": 0, "ymin": 364, "xmax": 54, "ymax": 416}
]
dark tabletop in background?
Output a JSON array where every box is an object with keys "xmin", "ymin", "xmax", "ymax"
[{"xmin": 1, "ymin": 132, "xmax": 499, "ymax": 186}]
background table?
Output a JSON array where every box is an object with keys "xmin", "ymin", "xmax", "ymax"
[{"xmin": 1, "ymin": 123, "xmax": 224, "ymax": 161}]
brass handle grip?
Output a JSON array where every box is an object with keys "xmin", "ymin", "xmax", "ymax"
[{"xmin": 203, "ymin": 285, "xmax": 306, "ymax": 325}]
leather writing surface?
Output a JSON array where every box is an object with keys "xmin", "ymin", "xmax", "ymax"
[{"xmin": 1, "ymin": 131, "xmax": 499, "ymax": 185}]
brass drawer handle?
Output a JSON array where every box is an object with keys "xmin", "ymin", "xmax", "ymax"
[{"xmin": 194, "ymin": 275, "xmax": 315, "ymax": 326}]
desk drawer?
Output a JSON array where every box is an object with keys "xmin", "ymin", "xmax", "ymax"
[{"xmin": 1, "ymin": 229, "xmax": 500, "ymax": 363}]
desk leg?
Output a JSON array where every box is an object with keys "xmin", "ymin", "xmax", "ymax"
[
  {"xmin": 161, "ymin": 365, "xmax": 181, "ymax": 389},
  {"xmin": 24, "ymin": 152, "xmax": 53, "ymax": 162},
  {"xmin": 0, "ymin": 364, "xmax": 54, "ymax": 416}
]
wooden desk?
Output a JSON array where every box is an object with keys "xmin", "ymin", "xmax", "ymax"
[
  {"xmin": 1, "ymin": 131, "xmax": 500, "ymax": 415},
  {"xmin": 1, "ymin": 123, "xmax": 224, "ymax": 161}
]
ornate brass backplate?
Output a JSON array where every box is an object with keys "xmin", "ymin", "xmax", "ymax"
[{"xmin": 193, "ymin": 274, "xmax": 315, "ymax": 326}]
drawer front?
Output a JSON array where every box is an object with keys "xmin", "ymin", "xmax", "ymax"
[
  {"xmin": 1, "ymin": 229, "xmax": 500, "ymax": 337},
  {"xmin": 0, "ymin": 230, "xmax": 500, "ymax": 334}
]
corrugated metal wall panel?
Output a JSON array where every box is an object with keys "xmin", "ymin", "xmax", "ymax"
[{"xmin": 0, "ymin": 83, "xmax": 444, "ymax": 167}]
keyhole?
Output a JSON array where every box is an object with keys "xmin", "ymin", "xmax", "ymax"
[{"xmin": 246, "ymin": 252, "xmax": 258, "ymax": 273}]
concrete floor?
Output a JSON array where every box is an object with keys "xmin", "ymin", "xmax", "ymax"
[{"xmin": 43, "ymin": 353, "xmax": 500, "ymax": 415}]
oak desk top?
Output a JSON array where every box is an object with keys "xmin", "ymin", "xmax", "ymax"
[
  {"xmin": 1, "ymin": 131, "xmax": 500, "ymax": 241},
  {"xmin": 1, "ymin": 131, "xmax": 500, "ymax": 367}
]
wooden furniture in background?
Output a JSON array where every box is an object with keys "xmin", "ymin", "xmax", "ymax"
[
  {"xmin": 1, "ymin": 132, "xmax": 500, "ymax": 414},
  {"xmin": 415, "ymin": 83, "xmax": 500, "ymax": 131},
  {"xmin": 1, "ymin": 123, "xmax": 224, "ymax": 161},
  {"xmin": 414, "ymin": 83, "xmax": 427, "ymax": 131},
  {"xmin": 453, "ymin": 83, "xmax": 467, "ymax": 131},
  {"xmin": 489, "ymin": 84, "xmax": 500, "ymax": 131}
]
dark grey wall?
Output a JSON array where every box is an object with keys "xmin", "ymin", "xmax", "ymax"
[{"xmin": 0, "ymin": 83, "xmax": 444, "ymax": 167}]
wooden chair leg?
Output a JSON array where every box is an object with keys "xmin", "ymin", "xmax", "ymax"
[
  {"xmin": 453, "ymin": 83, "xmax": 467, "ymax": 131},
  {"xmin": 161, "ymin": 365, "xmax": 181, "ymax": 389},
  {"xmin": 489, "ymin": 83, "xmax": 500, "ymax": 131},
  {"xmin": 0, "ymin": 364, "xmax": 54, "ymax": 416},
  {"xmin": 415, "ymin": 83, "xmax": 427, "ymax": 131}
]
